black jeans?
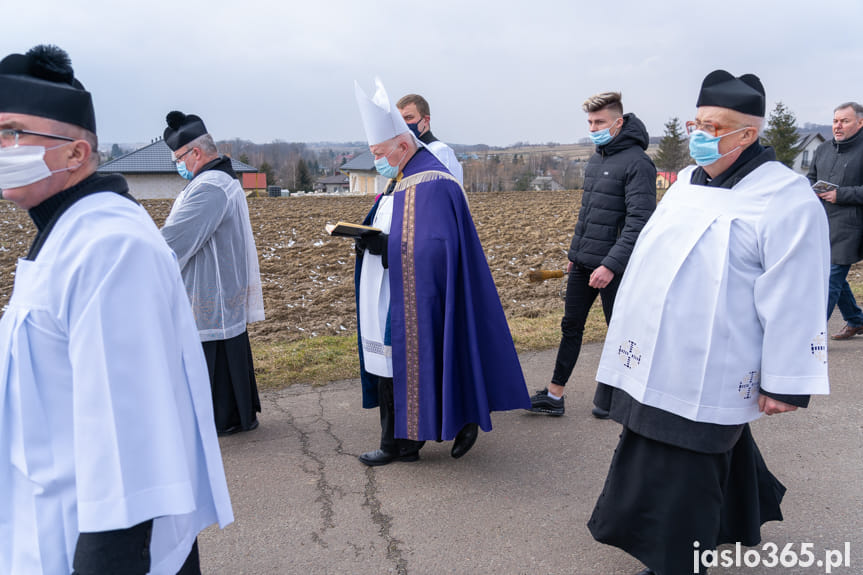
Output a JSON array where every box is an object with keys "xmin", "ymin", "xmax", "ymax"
[{"xmin": 551, "ymin": 263, "xmax": 621, "ymax": 387}]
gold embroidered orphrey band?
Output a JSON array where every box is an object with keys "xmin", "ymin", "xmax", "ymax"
[{"xmin": 395, "ymin": 170, "xmax": 461, "ymax": 439}]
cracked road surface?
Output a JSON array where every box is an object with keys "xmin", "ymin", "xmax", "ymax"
[{"xmin": 199, "ymin": 324, "xmax": 863, "ymax": 574}]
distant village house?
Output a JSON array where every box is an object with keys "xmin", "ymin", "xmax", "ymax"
[
  {"xmin": 97, "ymin": 139, "xmax": 260, "ymax": 200},
  {"xmin": 530, "ymin": 176, "xmax": 563, "ymax": 191},
  {"xmin": 792, "ymin": 133, "xmax": 825, "ymax": 176},
  {"xmin": 339, "ymin": 151, "xmax": 388, "ymax": 195},
  {"xmin": 656, "ymin": 171, "xmax": 678, "ymax": 190},
  {"xmin": 315, "ymin": 174, "xmax": 350, "ymax": 194},
  {"xmin": 242, "ymin": 173, "xmax": 268, "ymax": 197}
]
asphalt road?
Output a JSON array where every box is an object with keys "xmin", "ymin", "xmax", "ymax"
[{"xmin": 199, "ymin": 315, "xmax": 863, "ymax": 575}]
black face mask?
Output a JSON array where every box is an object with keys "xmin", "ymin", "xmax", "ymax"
[{"xmin": 406, "ymin": 122, "xmax": 422, "ymax": 139}]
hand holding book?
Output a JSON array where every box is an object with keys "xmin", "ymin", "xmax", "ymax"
[
  {"xmin": 357, "ymin": 232, "xmax": 389, "ymax": 269},
  {"xmin": 325, "ymin": 221, "xmax": 382, "ymax": 238},
  {"xmin": 325, "ymin": 221, "xmax": 389, "ymax": 268}
]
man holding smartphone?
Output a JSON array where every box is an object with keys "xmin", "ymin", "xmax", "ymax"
[{"xmin": 808, "ymin": 102, "xmax": 863, "ymax": 339}]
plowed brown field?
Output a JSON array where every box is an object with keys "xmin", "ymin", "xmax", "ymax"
[{"xmin": 0, "ymin": 192, "xmax": 580, "ymax": 342}]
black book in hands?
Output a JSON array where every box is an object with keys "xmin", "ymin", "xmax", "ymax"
[{"xmin": 325, "ymin": 221, "xmax": 382, "ymax": 238}]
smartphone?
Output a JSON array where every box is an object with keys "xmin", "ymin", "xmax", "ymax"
[{"xmin": 813, "ymin": 180, "xmax": 838, "ymax": 193}]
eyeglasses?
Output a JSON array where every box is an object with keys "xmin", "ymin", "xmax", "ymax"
[
  {"xmin": 0, "ymin": 128, "xmax": 76, "ymax": 148},
  {"xmin": 173, "ymin": 147, "xmax": 195, "ymax": 163},
  {"xmin": 686, "ymin": 120, "xmax": 739, "ymax": 138}
]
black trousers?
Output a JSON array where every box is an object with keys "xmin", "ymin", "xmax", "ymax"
[
  {"xmin": 377, "ymin": 376, "xmax": 425, "ymax": 454},
  {"xmin": 202, "ymin": 330, "xmax": 261, "ymax": 433},
  {"xmin": 551, "ymin": 263, "xmax": 621, "ymax": 387},
  {"xmin": 73, "ymin": 519, "xmax": 200, "ymax": 575}
]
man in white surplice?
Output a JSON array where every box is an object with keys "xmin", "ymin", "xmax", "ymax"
[
  {"xmin": 397, "ymin": 93, "xmax": 464, "ymax": 185},
  {"xmin": 161, "ymin": 111, "xmax": 265, "ymax": 437},
  {"xmin": 0, "ymin": 45, "xmax": 231, "ymax": 575},
  {"xmin": 587, "ymin": 70, "xmax": 830, "ymax": 575}
]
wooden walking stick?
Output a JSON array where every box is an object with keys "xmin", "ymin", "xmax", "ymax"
[{"xmin": 526, "ymin": 270, "xmax": 566, "ymax": 283}]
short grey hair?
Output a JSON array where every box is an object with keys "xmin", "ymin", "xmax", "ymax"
[
  {"xmin": 582, "ymin": 92, "xmax": 623, "ymax": 115},
  {"xmin": 392, "ymin": 131, "xmax": 417, "ymax": 149},
  {"xmin": 50, "ymin": 119, "xmax": 99, "ymax": 168},
  {"xmin": 743, "ymin": 113, "xmax": 764, "ymax": 136},
  {"xmin": 834, "ymin": 102, "xmax": 863, "ymax": 118},
  {"xmin": 724, "ymin": 110, "xmax": 764, "ymax": 136},
  {"xmin": 187, "ymin": 133, "xmax": 218, "ymax": 155}
]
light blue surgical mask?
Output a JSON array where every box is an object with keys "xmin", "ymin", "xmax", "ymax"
[
  {"xmin": 374, "ymin": 145, "xmax": 405, "ymax": 179},
  {"xmin": 589, "ymin": 118, "xmax": 621, "ymax": 147},
  {"xmin": 688, "ymin": 127, "xmax": 747, "ymax": 166},
  {"xmin": 176, "ymin": 160, "xmax": 194, "ymax": 180},
  {"xmin": 589, "ymin": 128, "xmax": 613, "ymax": 147}
]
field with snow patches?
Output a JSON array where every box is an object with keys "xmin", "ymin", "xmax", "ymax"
[{"xmin": 0, "ymin": 192, "xmax": 580, "ymax": 343}]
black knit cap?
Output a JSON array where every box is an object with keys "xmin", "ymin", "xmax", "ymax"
[
  {"xmin": 163, "ymin": 111, "xmax": 208, "ymax": 151},
  {"xmin": 0, "ymin": 45, "xmax": 96, "ymax": 132},
  {"xmin": 696, "ymin": 70, "xmax": 766, "ymax": 117}
]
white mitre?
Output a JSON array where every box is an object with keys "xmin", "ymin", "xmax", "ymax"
[{"xmin": 354, "ymin": 77, "xmax": 410, "ymax": 146}]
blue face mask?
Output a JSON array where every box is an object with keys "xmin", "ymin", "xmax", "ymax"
[
  {"xmin": 589, "ymin": 128, "xmax": 613, "ymax": 147},
  {"xmin": 374, "ymin": 145, "xmax": 405, "ymax": 179},
  {"xmin": 176, "ymin": 160, "xmax": 194, "ymax": 180},
  {"xmin": 688, "ymin": 127, "xmax": 746, "ymax": 166},
  {"xmin": 589, "ymin": 118, "xmax": 621, "ymax": 147}
]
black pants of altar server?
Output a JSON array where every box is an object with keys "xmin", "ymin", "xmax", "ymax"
[
  {"xmin": 377, "ymin": 376, "xmax": 425, "ymax": 453},
  {"xmin": 73, "ymin": 520, "xmax": 200, "ymax": 575},
  {"xmin": 588, "ymin": 425, "xmax": 785, "ymax": 575},
  {"xmin": 202, "ymin": 330, "xmax": 261, "ymax": 433},
  {"xmin": 552, "ymin": 264, "xmax": 620, "ymax": 402}
]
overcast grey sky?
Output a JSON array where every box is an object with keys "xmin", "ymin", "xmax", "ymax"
[{"xmin": 5, "ymin": 0, "xmax": 862, "ymax": 147}]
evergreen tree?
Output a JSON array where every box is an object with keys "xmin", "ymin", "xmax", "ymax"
[
  {"xmin": 110, "ymin": 143, "xmax": 123, "ymax": 160},
  {"xmin": 654, "ymin": 117, "xmax": 690, "ymax": 173},
  {"xmin": 762, "ymin": 101, "xmax": 802, "ymax": 168},
  {"xmin": 307, "ymin": 159, "xmax": 321, "ymax": 176},
  {"xmin": 514, "ymin": 171, "xmax": 532, "ymax": 192},
  {"xmin": 259, "ymin": 161, "xmax": 276, "ymax": 187},
  {"xmin": 296, "ymin": 158, "xmax": 314, "ymax": 191}
]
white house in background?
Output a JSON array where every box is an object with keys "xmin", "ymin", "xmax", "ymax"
[
  {"xmin": 316, "ymin": 174, "xmax": 350, "ymax": 194},
  {"xmin": 530, "ymin": 176, "xmax": 564, "ymax": 191},
  {"xmin": 792, "ymin": 132, "xmax": 826, "ymax": 176},
  {"xmin": 97, "ymin": 139, "xmax": 259, "ymax": 199},
  {"xmin": 340, "ymin": 151, "xmax": 388, "ymax": 196}
]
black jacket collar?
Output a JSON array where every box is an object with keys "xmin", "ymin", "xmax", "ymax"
[
  {"xmin": 197, "ymin": 155, "xmax": 237, "ymax": 179},
  {"xmin": 832, "ymin": 128, "xmax": 863, "ymax": 153},
  {"xmin": 27, "ymin": 172, "xmax": 135, "ymax": 260},
  {"xmin": 419, "ymin": 130, "xmax": 439, "ymax": 145},
  {"xmin": 596, "ymin": 113, "xmax": 650, "ymax": 156},
  {"xmin": 28, "ymin": 173, "xmax": 131, "ymax": 232}
]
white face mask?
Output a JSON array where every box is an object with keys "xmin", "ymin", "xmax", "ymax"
[{"xmin": 0, "ymin": 143, "xmax": 74, "ymax": 191}]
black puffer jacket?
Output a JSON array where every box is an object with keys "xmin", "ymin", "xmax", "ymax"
[
  {"xmin": 568, "ymin": 113, "xmax": 657, "ymax": 274},
  {"xmin": 806, "ymin": 129, "xmax": 863, "ymax": 265}
]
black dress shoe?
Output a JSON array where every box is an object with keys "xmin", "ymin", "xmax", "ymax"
[
  {"xmin": 358, "ymin": 449, "xmax": 421, "ymax": 467},
  {"xmin": 217, "ymin": 418, "xmax": 259, "ymax": 437},
  {"xmin": 451, "ymin": 423, "xmax": 479, "ymax": 459},
  {"xmin": 591, "ymin": 407, "xmax": 610, "ymax": 419}
]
